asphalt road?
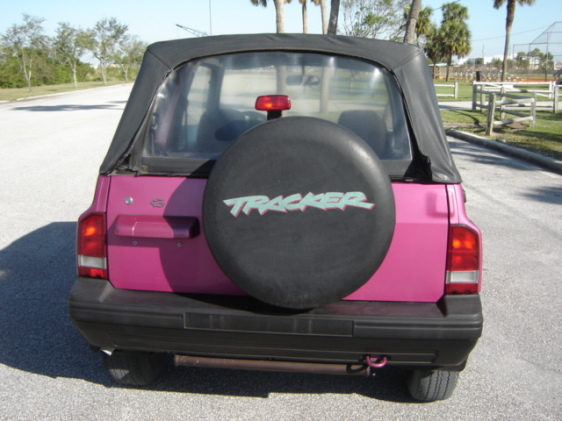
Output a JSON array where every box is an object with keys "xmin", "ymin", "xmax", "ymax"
[{"xmin": 0, "ymin": 85, "xmax": 560, "ymax": 420}]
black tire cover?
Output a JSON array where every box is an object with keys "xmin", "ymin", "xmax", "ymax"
[{"xmin": 203, "ymin": 117, "xmax": 395, "ymax": 309}]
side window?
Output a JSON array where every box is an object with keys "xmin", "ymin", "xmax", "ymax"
[
  {"xmin": 187, "ymin": 65, "xmax": 212, "ymax": 135},
  {"xmin": 144, "ymin": 64, "xmax": 213, "ymax": 158}
]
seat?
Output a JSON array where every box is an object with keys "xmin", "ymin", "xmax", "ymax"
[
  {"xmin": 196, "ymin": 109, "xmax": 252, "ymax": 154},
  {"xmin": 337, "ymin": 110, "xmax": 388, "ymax": 158}
]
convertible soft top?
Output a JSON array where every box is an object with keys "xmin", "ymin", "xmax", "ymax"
[{"xmin": 100, "ymin": 34, "xmax": 461, "ymax": 183}]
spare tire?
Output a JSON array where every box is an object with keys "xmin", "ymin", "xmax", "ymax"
[{"xmin": 203, "ymin": 117, "xmax": 395, "ymax": 309}]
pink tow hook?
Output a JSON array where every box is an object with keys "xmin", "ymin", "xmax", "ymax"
[{"xmin": 365, "ymin": 355, "xmax": 388, "ymax": 368}]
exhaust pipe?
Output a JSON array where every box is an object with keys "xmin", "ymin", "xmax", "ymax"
[{"xmin": 174, "ymin": 355, "xmax": 375, "ymax": 377}]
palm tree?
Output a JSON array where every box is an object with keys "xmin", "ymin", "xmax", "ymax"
[
  {"xmin": 251, "ymin": 0, "xmax": 292, "ymax": 33},
  {"xmin": 403, "ymin": 0, "xmax": 422, "ymax": 44},
  {"xmin": 299, "ymin": 0, "xmax": 309, "ymax": 33},
  {"xmin": 316, "ymin": 0, "xmax": 328, "ymax": 34},
  {"xmin": 327, "ymin": 0, "xmax": 340, "ymax": 34},
  {"xmin": 493, "ymin": 0, "xmax": 536, "ymax": 81},
  {"xmin": 415, "ymin": 7, "xmax": 433, "ymax": 47},
  {"xmin": 424, "ymin": 24, "xmax": 444, "ymax": 79},
  {"xmin": 439, "ymin": 3, "xmax": 471, "ymax": 81},
  {"xmin": 403, "ymin": 4, "xmax": 433, "ymax": 46},
  {"xmin": 299, "ymin": 0, "xmax": 327, "ymax": 34}
]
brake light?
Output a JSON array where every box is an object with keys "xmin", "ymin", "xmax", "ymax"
[
  {"xmin": 445, "ymin": 225, "xmax": 481, "ymax": 294},
  {"xmin": 77, "ymin": 212, "xmax": 108, "ymax": 279},
  {"xmin": 255, "ymin": 95, "xmax": 291, "ymax": 120}
]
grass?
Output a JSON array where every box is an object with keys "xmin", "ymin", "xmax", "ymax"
[
  {"xmin": 0, "ymin": 81, "xmax": 129, "ymax": 102},
  {"xmin": 441, "ymin": 108, "xmax": 562, "ymax": 161}
]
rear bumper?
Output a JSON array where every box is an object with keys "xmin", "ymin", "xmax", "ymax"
[{"xmin": 69, "ymin": 277, "xmax": 483, "ymax": 369}]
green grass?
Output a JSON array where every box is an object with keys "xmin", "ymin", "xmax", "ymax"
[
  {"xmin": 441, "ymin": 108, "xmax": 562, "ymax": 161},
  {"xmin": 0, "ymin": 81, "xmax": 129, "ymax": 102}
]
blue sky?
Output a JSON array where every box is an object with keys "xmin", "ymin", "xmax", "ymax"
[{"xmin": 1, "ymin": 0, "xmax": 559, "ymax": 62}]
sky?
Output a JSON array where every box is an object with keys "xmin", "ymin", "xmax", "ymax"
[{"xmin": 1, "ymin": 0, "xmax": 560, "ymax": 63}]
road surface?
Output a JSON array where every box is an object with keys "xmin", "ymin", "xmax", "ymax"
[{"xmin": 0, "ymin": 85, "xmax": 560, "ymax": 420}]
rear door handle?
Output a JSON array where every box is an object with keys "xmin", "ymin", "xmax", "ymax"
[{"xmin": 114, "ymin": 215, "xmax": 199, "ymax": 239}]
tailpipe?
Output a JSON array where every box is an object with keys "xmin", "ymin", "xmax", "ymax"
[{"xmin": 174, "ymin": 355, "xmax": 376, "ymax": 376}]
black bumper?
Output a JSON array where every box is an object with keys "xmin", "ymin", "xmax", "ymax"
[{"xmin": 69, "ymin": 278, "xmax": 483, "ymax": 369}]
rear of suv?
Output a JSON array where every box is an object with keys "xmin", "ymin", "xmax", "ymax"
[{"xmin": 69, "ymin": 34, "xmax": 483, "ymax": 402}]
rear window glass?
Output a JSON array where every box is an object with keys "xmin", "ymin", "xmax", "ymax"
[{"xmin": 141, "ymin": 52, "xmax": 412, "ymax": 173}]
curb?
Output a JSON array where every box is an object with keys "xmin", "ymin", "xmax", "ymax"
[
  {"xmin": 0, "ymin": 83, "xmax": 132, "ymax": 104},
  {"xmin": 446, "ymin": 129, "xmax": 562, "ymax": 176}
]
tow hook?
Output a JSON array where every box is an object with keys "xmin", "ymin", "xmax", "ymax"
[{"xmin": 365, "ymin": 354, "xmax": 387, "ymax": 368}]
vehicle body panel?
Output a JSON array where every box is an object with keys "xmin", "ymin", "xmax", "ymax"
[{"xmin": 105, "ymin": 175, "xmax": 449, "ymax": 302}]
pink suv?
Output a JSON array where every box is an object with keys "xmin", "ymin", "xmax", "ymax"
[{"xmin": 69, "ymin": 34, "xmax": 483, "ymax": 402}]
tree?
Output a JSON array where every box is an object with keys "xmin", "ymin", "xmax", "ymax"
[
  {"xmin": 327, "ymin": 0, "xmax": 341, "ymax": 34},
  {"xmin": 403, "ymin": 4, "xmax": 432, "ymax": 47},
  {"xmin": 88, "ymin": 18, "xmax": 128, "ymax": 84},
  {"xmin": 403, "ymin": 0, "xmax": 422, "ymax": 44},
  {"xmin": 53, "ymin": 23, "xmax": 89, "ymax": 88},
  {"xmin": 317, "ymin": 0, "xmax": 328, "ymax": 34},
  {"xmin": 343, "ymin": 0, "xmax": 409, "ymax": 40},
  {"xmin": 1, "ymin": 14, "xmax": 48, "ymax": 92},
  {"xmin": 515, "ymin": 51, "xmax": 529, "ymax": 72},
  {"xmin": 438, "ymin": 2, "xmax": 471, "ymax": 81},
  {"xmin": 251, "ymin": 0, "xmax": 293, "ymax": 33},
  {"xmin": 424, "ymin": 24, "xmax": 444, "ymax": 79},
  {"xmin": 538, "ymin": 51, "xmax": 554, "ymax": 80},
  {"xmin": 115, "ymin": 35, "xmax": 146, "ymax": 82},
  {"xmin": 493, "ymin": 0, "xmax": 536, "ymax": 81},
  {"xmin": 414, "ymin": 6, "xmax": 433, "ymax": 47},
  {"xmin": 298, "ymin": 0, "xmax": 327, "ymax": 34}
]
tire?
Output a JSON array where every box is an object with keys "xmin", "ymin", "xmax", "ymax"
[
  {"xmin": 103, "ymin": 351, "xmax": 167, "ymax": 386},
  {"xmin": 203, "ymin": 117, "xmax": 395, "ymax": 309},
  {"xmin": 406, "ymin": 369, "xmax": 459, "ymax": 402}
]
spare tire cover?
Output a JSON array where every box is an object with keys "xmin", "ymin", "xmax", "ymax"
[{"xmin": 203, "ymin": 117, "xmax": 395, "ymax": 309}]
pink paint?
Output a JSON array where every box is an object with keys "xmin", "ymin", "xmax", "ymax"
[
  {"xmin": 345, "ymin": 183, "xmax": 450, "ymax": 302},
  {"xmin": 97, "ymin": 175, "xmax": 461, "ymax": 303}
]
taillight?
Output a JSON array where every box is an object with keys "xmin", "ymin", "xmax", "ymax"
[
  {"xmin": 445, "ymin": 225, "xmax": 481, "ymax": 294},
  {"xmin": 77, "ymin": 212, "xmax": 108, "ymax": 279}
]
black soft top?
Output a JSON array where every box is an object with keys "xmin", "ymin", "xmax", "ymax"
[{"xmin": 100, "ymin": 34, "xmax": 461, "ymax": 183}]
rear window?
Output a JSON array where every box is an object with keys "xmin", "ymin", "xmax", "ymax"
[{"xmin": 139, "ymin": 52, "xmax": 413, "ymax": 176}]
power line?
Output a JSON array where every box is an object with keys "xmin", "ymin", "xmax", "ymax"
[{"xmin": 473, "ymin": 25, "xmax": 551, "ymax": 42}]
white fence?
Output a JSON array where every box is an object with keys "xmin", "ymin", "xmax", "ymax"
[
  {"xmin": 484, "ymin": 92, "xmax": 536, "ymax": 135},
  {"xmin": 435, "ymin": 81, "xmax": 458, "ymax": 99},
  {"xmin": 472, "ymin": 82, "xmax": 562, "ymax": 135},
  {"xmin": 472, "ymin": 81, "xmax": 559, "ymax": 113}
]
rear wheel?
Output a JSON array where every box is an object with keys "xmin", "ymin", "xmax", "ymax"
[
  {"xmin": 103, "ymin": 351, "xmax": 167, "ymax": 386},
  {"xmin": 406, "ymin": 369, "xmax": 459, "ymax": 402}
]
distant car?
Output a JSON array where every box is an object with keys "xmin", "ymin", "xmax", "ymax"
[{"xmin": 69, "ymin": 34, "xmax": 483, "ymax": 402}]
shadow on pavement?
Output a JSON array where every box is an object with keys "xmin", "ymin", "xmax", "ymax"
[
  {"xmin": 0, "ymin": 222, "xmax": 109, "ymax": 385},
  {"xmin": 13, "ymin": 102, "xmax": 126, "ymax": 112},
  {"xmin": 449, "ymin": 139, "xmax": 536, "ymax": 171}
]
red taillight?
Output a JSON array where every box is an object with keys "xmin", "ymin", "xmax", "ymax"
[
  {"xmin": 445, "ymin": 226, "xmax": 481, "ymax": 294},
  {"xmin": 255, "ymin": 95, "xmax": 291, "ymax": 112},
  {"xmin": 77, "ymin": 213, "xmax": 108, "ymax": 279}
]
